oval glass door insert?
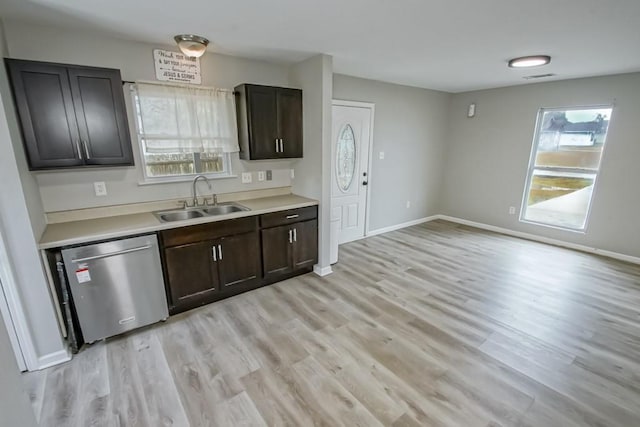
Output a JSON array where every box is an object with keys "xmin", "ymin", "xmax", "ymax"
[{"xmin": 336, "ymin": 124, "xmax": 356, "ymax": 192}]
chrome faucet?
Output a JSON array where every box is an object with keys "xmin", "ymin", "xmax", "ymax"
[{"xmin": 191, "ymin": 175, "xmax": 212, "ymax": 207}]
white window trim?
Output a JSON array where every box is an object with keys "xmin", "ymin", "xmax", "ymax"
[
  {"xmin": 135, "ymin": 136, "xmax": 235, "ymax": 184},
  {"xmin": 519, "ymin": 104, "xmax": 614, "ymax": 232}
]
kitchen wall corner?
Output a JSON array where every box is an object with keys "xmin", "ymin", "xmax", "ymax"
[
  {"xmin": 2, "ymin": 19, "xmax": 299, "ymax": 213},
  {"xmin": 289, "ymin": 54, "xmax": 334, "ymax": 272},
  {"xmin": 0, "ymin": 20, "xmax": 67, "ymax": 368}
]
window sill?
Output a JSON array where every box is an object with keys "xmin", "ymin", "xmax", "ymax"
[
  {"xmin": 518, "ymin": 218, "xmax": 587, "ymax": 234},
  {"xmin": 138, "ymin": 174, "xmax": 238, "ymax": 186}
]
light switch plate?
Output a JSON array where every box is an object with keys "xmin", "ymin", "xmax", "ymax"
[
  {"xmin": 379, "ymin": 151, "xmax": 385, "ymax": 160},
  {"xmin": 241, "ymin": 172, "xmax": 252, "ymax": 183},
  {"xmin": 257, "ymin": 171, "xmax": 265, "ymax": 182},
  {"xmin": 290, "ymin": 169, "xmax": 295, "ymax": 179},
  {"xmin": 266, "ymin": 170, "xmax": 273, "ymax": 181},
  {"xmin": 94, "ymin": 182, "xmax": 107, "ymax": 196}
]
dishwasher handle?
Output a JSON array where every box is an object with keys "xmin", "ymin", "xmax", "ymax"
[{"xmin": 71, "ymin": 244, "xmax": 152, "ymax": 263}]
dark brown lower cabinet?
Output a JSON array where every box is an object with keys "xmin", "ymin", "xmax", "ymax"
[
  {"xmin": 160, "ymin": 218, "xmax": 261, "ymax": 314},
  {"xmin": 260, "ymin": 208, "xmax": 318, "ymax": 284},
  {"xmin": 218, "ymin": 232, "xmax": 261, "ymax": 289},
  {"xmin": 261, "ymin": 224, "xmax": 294, "ymax": 281},
  {"xmin": 164, "ymin": 241, "xmax": 219, "ymax": 309},
  {"xmin": 292, "ymin": 219, "xmax": 318, "ymax": 270},
  {"xmin": 160, "ymin": 207, "xmax": 318, "ymax": 315},
  {"xmin": 261, "ymin": 219, "xmax": 318, "ymax": 281}
]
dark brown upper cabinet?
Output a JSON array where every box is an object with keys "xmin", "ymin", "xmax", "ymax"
[
  {"xmin": 6, "ymin": 59, "xmax": 134, "ymax": 170},
  {"xmin": 235, "ymin": 83, "xmax": 302, "ymax": 160}
]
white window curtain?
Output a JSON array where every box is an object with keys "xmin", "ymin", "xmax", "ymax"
[{"xmin": 134, "ymin": 82, "xmax": 240, "ymax": 154}]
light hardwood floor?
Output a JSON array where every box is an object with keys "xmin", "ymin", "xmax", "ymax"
[{"xmin": 23, "ymin": 220, "xmax": 640, "ymax": 426}]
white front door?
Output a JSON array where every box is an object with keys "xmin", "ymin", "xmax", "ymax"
[{"xmin": 331, "ymin": 101, "xmax": 374, "ymax": 245}]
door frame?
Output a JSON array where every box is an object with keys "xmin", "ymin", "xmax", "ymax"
[
  {"xmin": 0, "ymin": 228, "xmax": 34, "ymax": 371},
  {"xmin": 331, "ymin": 99, "xmax": 375, "ymax": 237}
]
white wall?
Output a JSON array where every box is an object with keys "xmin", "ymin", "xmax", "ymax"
[
  {"xmin": 289, "ymin": 54, "xmax": 334, "ymax": 271},
  {"xmin": 0, "ymin": 23, "xmax": 46, "ymax": 239},
  {"xmin": 2, "ymin": 20, "xmax": 297, "ymax": 212},
  {"xmin": 0, "ymin": 20, "xmax": 67, "ymax": 368},
  {"xmin": 442, "ymin": 72, "xmax": 640, "ymax": 258},
  {"xmin": 0, "ymin": 317, "xmax": 37, "ymax": 427},
  {"xmin": 332, "ymin": 74, "xmax": 451, "ymax": 231}
]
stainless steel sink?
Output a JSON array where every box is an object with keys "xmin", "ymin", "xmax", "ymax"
[
  {"xmin": 157, "ymin": 210, "xmax": 204, "ymax": 222},
  {"xmin": 154, "ymin": 203, "xmax": 250, "ymax": 223},
  {"xmin": 202, "ymin": 203, "xmax": 250, "ymax": 216}
]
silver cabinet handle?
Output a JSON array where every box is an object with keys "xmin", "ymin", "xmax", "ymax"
[
  {"xmin": 286, "ymin": 214, "xmax": 299, "ymax": 219},
  {"xmin": 218, "ymin": 244, "xmax": 223, "ymax": 260},
  {"xmin": 82, "ymin": 140, "xmax": 91, "ymax": 159},
  {"xmin": 74, "ymin": 139, "xmax": 83, "ymax": 159},
  {"xmin": 281, "ymin": 139, "xmax": 284, "ymax": 153},
  {"xmin": 289, "ymin": 229, "xmax": 293, "ymax": 244},
  {"xmin": 212, "ymin": 245, "xmax": 217, "ymax": 261},
  {"xmin": 293, "ymin": 228, "xmax": 297, "ymax": 242},
  {"xmin": 71, "ymin": 245, "xmax": 151, "ymax": 263},
  {"xmin": 275, "ymin": 139, "xmax": 279, "ymax": 153}
]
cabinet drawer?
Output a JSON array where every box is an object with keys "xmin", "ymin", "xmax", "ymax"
[
  {"xmin": 161, "ymin": 216, "xmax": 258, "ymax": 247},
  {"xmin": 260, "ymin": 206, "xmax": 318, "ymax": 229}
]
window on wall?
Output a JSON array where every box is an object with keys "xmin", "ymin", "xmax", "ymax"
[
  {"xmin": 521, "ymin": 106, "xmax": 613, "ymax": 230},
  {"xmin": 131, "ymin": 82, "xmax": 239, "ymax": 182}
]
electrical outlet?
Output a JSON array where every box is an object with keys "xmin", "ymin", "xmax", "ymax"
[
  {"xmin": 241, "ymin": 172, "xmax": 252, "ymax": 183},
  {"xmin": 509, "ymin": 206, "xmax": 516, "ymax": 215},
  {"xmin": 406, "ymin": 200, "xmax": 411, "ymax": 209},
  {"xmin": 94, "ymin": 181, "xmax": 107, "ymax": 196},
  {"xmin": 379, "ymin": 151, "xmax": 385, "ymax": 160},
  {"xmin": 290, "ymin": 169, "xmax": 295, "ymax": 179},
  {"xmin": 266, "ymin": 170, "xmax": 273, "ymax": 181},
  {"xmin": 257, "ymin": 171, "xmax": 265, "ymax": 182}
]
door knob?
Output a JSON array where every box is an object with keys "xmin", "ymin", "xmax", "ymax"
[{"xmin": 362, "ymin": 181, "xmax": 368, "ymax": 186}]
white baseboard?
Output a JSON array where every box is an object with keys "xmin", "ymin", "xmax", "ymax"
[
  {"xmin": 313, "ymin": 265, "xmax": 333, "ymax": 277},
  {"xmin": 37, "ymin": 348, "xmax": 71, "ymax": 370},
  {"xmin": 438, "ymin": 215, "xmax": 640, "ymax": 265},
  {"xmin": 367, "ymin": 215, "xmax": 439, "ymax": 237}
]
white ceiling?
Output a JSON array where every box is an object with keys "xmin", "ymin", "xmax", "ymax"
[{"xmin": 1, "ymin": 0, "xmax": 639, "ymax": 92}]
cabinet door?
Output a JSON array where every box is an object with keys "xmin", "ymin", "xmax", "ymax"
[
  {"xmin": 293, "ymin": 219, "xmax": 318, "ymax": 271},
  {"xmin": 6, "ymin": 60, "xmax": 84, "ymax": 169},
  {"xmin": 277, "ymin": 88, "xmax": 303, "ymax": 158},
  {"xmin": 217, "ymin": 232, "xmax": 261, "ymax": 290},
  {"xmin": 164, "ymin": 241, "xmax": 219, "ymax": 310},
  {"xmin": 261, "ymin": 224, "xmax": 293, "ymax": 280},
  {"xmin": 247, "ymin": 85, "xmax": 279, "ymax": 159},
  {"xmin": 68, "ymin": 67, "xmax": 134, "ymax": 166}
]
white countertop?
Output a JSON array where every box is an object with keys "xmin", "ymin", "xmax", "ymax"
[{"xmin": 39, "ymin": 194, "xmax": 318, "ymax": 249}]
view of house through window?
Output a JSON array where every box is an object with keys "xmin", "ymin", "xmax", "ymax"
[
  {"xmin": 521, "ymin": 106, "xmax": 613, "ymax": 230},
  {"xmin": 131, "ymin": 82, "xmax": 239, "ymax": 182}
]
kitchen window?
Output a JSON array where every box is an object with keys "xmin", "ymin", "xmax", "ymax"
[
  {"xmin": 521, "ymin": 106, "xmax": 613, "ymax": 231},
  {"xmin": 131, "ymin": 82, "xmax": 239, "ymax": 182}
]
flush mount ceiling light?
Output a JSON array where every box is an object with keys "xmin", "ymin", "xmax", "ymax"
[
  {"xmin": 508, "ymin": 55, "xmax": 551, "ymax": 68},
  {"xmin": 174, "ymin": 34, "xmax": 210, "ymax": 58}
]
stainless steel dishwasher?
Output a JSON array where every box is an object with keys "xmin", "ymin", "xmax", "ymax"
[{"xmin": 61, "ymin": 234, "xmax": 168, "ymax": 343}]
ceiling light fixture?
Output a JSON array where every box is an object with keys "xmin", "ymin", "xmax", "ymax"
[
  {"xmin": 174, "ymin": 34, "xmax": 210, "ymax": 58},
  {"xmin": 508, "ymin": 55, "xmax": 551, "ymax": 68}
]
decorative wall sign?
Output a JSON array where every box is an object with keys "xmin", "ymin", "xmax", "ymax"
[{"xmin": 153, "ymin": 49, "xmax": 202, "ymax": 84}]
